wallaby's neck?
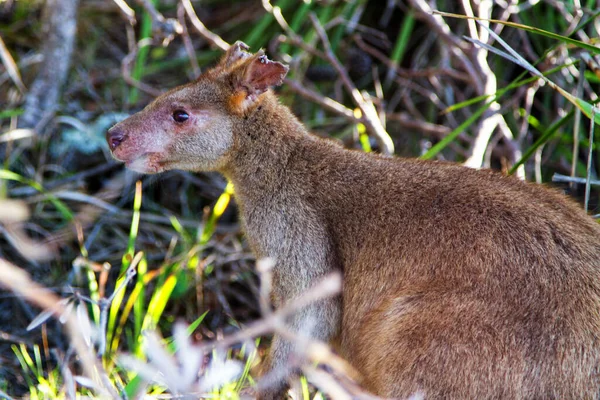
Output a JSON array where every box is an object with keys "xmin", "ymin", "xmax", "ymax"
[{"xmin": 221, "ymin": 93, "xmax": 310, "ymax": 196}]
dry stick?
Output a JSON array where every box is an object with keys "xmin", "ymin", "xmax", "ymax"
[
  {"xmin": 249, "ymin": 266, "xmax": 362, "ymax": 398},
  {"xmin": 460, "ymin": 16, "xmax": 524, "ymax": 177},
  {"xmin": 256, "ymin": 258, "xmax": 275, "ymax": 317},
  {"xmin": 264, "ymin": 0, "xmax": 366, "ymax": 135},
  {"xmin": 111, "ymin": 0, "xmax": 136, "ymax": 25},
  {"xmin": 461, "ymin": 2, "xmax": 504, "ymax": 172},
  {"xmin": 387, "ymin": 112, "xmax": 455, "ymax": 139},
  {"xmin": 552, "ymin": 173, "xmax": 600, "ymax": 186},
  {"xmin": 135, "ymin": 0, "xmax": 182, "ymax": 45},
  {"xmin": 278, "ymin": 34, "xmax": 329, "ymax": 62},
  {"xmin": 263, "ymin": 0, "xmax": 293, "ymax": 37},
  {"xmin": 461, "ymin": 0, "xmax": 479, "ymax": 41},
  {"xmin": 284, "ymin": 78, "xmax": 356, "ymax": 121},
  {"xmin": 571, "ymin": 59, "xmax": 586, "ymax": 190},
  {"xmin": 277, "ymin": 34, "xmax": 361, "ymax": 124},
  {"xmin": 44, "ymin": 174, "xmax": 126, "ymax": 249},
  {"xmin": 19, "ymin": 0, "xmax": 80, "ymax": 129},
  {"xmin": 181, "ymin": 0, "xmax": 230, "ymax": 51},
  {"xmin": 111, "ymin": 1, "xmax": 164, "ymax": 97},
  {"xmin": 0, "ymin": 54, "xmax": 43, "ymax": 88},
  {"xmin": 584, "ymin": 107, "xmax": 595, "ymax": 212},
  {"xmin": 120, "ymin": 42, "xmax": 163, "ymax": 97},
  {"xmin": 177, "ymin": 2, "xmax": 201, "ymax": 78},
  {"xmin": 308, "ymin": 14, "xmax": 394, "ymax": 155},
  {"xmin": 352, "ymin": 34, "xmax": 470, "ymax": 83},
  {"xmin": 0, "ymin": 258, "xmax": 119, "ymax": 399},
  {"xmin": 409, "ymin": 0, "xmax": 483, "ymax": 94},
  {"xmin": 198, "ymin": 273, "xmax": 342, "ymax": 352},
  {"xmin": 302, "ymin": 367, "xmax": 352, "ymax": 400},
  {"xmin": 136, "ymin": 0, "xmax": 165, "ymax": 26},
  {"xmin": 0, "ymin": 35, "xmax": 26, "ymax": 93}
]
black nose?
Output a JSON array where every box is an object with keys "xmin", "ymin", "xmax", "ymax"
[{"xmin": 106, "ymin": 127, "xmax": 125, "ymax": 150}]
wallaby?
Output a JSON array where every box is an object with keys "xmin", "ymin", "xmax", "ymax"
[{"xmin": 107, "ymin": 42, "xmax": 600, "ymax": 399}]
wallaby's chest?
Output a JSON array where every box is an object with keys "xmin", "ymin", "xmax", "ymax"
[{"xmin": 236, "ymin": 190, "xmax": 335, "ymax": 281}]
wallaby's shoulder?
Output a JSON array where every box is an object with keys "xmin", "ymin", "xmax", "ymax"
[{"xmin": 291, "ymin": 136, "xmax": 598, "ymax": 233}]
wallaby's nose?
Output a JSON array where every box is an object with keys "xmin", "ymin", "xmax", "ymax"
[{"xmin": 107, "ymin": 127, "xmax": 126, "ymax": 151}]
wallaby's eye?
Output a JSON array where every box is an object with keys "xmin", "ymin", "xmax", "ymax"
[{"xmin": 172, "ymin": 110, "xmax": 189, "ymax": 123}]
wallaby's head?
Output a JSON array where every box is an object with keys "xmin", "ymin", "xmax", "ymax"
[{"xmin": 106, "ymin": 42, "xmax": 289, "ymax": 173}]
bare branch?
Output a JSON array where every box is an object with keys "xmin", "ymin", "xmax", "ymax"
[
  {"xmin": 120, "ymin": 44, "xmax": 163, "ymax": 97},
  {"xmin": 285, "ymin": 78, "xmax": 357, "ymax": 122},
  {"xmin": 178, "ymin": 1, "xmax": 201, "ymax": 78},
  {"xmin": 198, "ymin": 272, "xmax": 342, "ymax": 352},
  {"xmin": 19, "ymin": 0, "xmax": 80, "ymax": 130},
  {"xmin": 309, "ymin": 14, "xmax": 394, "ymax": 155},
  {"xmin": 182, "ymin": 0, "xmax": 230, "ymax": 51},
  {"xmin": 0, "ymin": 35, "xmax": 26, "ymax": 93}
]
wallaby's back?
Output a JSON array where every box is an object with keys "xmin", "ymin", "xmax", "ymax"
[{"xmin": 293, "ymin": 138, "xmax": 600, "ymax": 397}]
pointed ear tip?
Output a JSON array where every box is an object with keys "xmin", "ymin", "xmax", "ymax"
[
  {"xmin": 233, "ymin": 40, "xmax": 250, "ymax": 50},
  {"xmin": 278, "ymin": 61, "xmax": 289, "ymax": 76}
]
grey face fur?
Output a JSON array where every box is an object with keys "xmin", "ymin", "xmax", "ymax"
[{"xmin": 107, "ymin": 80, "xmax": 234, "ymax": 174}]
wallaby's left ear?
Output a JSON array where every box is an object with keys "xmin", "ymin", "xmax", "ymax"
[
  {"xmin": 239, "ymin": 51, "xmax": 289, "ymax": 96},
  {"xmin": 219, "ymin": 41, "xmax": 252, "ymax": 69},
  {"xmin": 226, "ymin": 49, "xmax": 289, "ymax": 114}
]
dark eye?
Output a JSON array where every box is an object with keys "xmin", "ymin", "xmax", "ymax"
[{"xmin": 172, "ymin": 110, "xmax": 189, "ymax": 123}]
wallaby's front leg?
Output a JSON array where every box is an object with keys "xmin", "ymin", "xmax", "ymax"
[
  {"xmin": 257, "ymin": 297, "xmax": 341, "ymax": 400},
  {"xmin": 242, "ymin": 201, "xmax": 342, "ymax": 398}
]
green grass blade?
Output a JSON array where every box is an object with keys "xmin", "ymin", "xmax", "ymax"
[
  {"xmin": 508, "ymin": 110, "xmax": 574, "ymax": 175},
  {"xmin": 186, "ymin": 311, "xmax": 208, "ymax": 335},
  {"xmin": 133, "ymin": 256, "xmax": 148, "ymax": 351},
  {"xmin": 141, "ymin": 273, "xmax": 178, "ymax": 331},
  {"xmin": 421, "ymin": 98, "xmax": 495, "ymax": 160},
  {"xmin": 0, "ymin": 108, "xmax": 23, "ymax": 119},
  {"xmin": 0, "ymin": 170, "xmax": 74, "ymax": 220},
  {"xmin": 200, "ymin": 182, "xmax": 234, "ymax": 246},
  {"xmin": 435, "ymin": 11, "xmax": 600, "ymax": 55},
  {"xmin": 107, "ymin": 180, "xmax": 143, "ymax": 354},
  {"xmin": 385, "ymin": 10, "xmax": 416, "ymax": 85},
  {"xmin": 444, "ymin": 62, "xmax": 574, "ymax": 114},
  {"xmin": 127, "ymin": 1, "xmax": 154, "ymax": 105}
]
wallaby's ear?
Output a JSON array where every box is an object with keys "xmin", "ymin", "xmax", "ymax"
[
  {"xmin": 227, "ymin": 50, "xmax": 289, "ymax": 113},
  {"xmin": 219, "ymin": 41, "xmax": 252, "ymax": 69},
  {"xmin": 241, "ymin": 52, "xmax": 289, "ymax": 95}
]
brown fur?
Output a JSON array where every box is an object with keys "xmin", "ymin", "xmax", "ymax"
[{"xmin": 107, "ymin": 42, "xmax": 600, "ymax": 399}]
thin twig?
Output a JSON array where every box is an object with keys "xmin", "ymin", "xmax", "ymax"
[
  {"xmin": 584, "ymin": 107, "xmax": 596, "ymax": 212},
  {"xmin": 410, "ymin": 1, "xmax": 483, "ymax": 93},
  {"xmin": 0, "ymin": 35, "xmax": 26, "ymax": 93},
  {"xmin": 111, "ymin": 0, "xmax": 135, "ymax": 25},
  {"xmin": 177, "ymin": 2, "xmax": 201, "ymax": 78},
  {"xmin": 551, "ymin": 173, "xmax": 600, "ymax": 186},
  {"xmin": 309, "ymin": 14, "xmax": 394, "ymax": 155},
  {"xmin": 135, "ymin": 0, "xmax": 182, "ymax": 45},
  {"xmin": 121, "ymin": 43, "xmax": 163, "ymax": 97},
  {"xmin": 571, "ymin": 59, "xmax": 586, "ymax": 189},
  {"xmin": 181, "ymin": 0, "xmax": 230, "ymax": 51},
  {"xmin": 284, "ymin": 78, "xmax": 356, "ymax": 122},
  {"xmin": 198, "ymin": 272, "xmax": 341, "ymax": 352}
]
